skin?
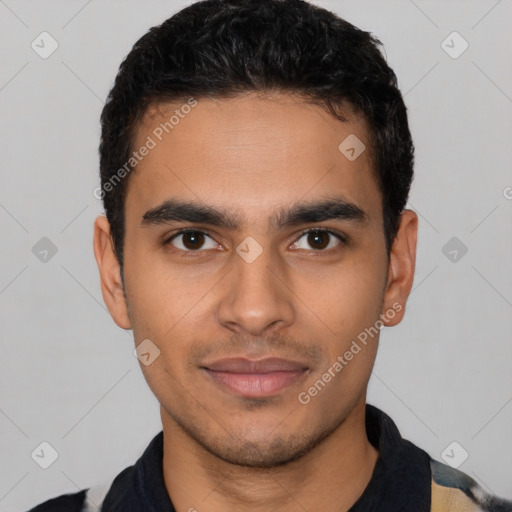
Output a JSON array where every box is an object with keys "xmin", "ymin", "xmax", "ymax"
[{"xmin": 94, "ymin": 92, "xmax": 417, "ymax": 512}]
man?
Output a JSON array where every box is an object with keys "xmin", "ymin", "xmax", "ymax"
[{"xmin": 28, "ymin": 0, "xmax": 512, "ymax": 511}]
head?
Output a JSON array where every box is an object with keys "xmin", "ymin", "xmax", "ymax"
[{"xmin": 94, "ymin": 0, "xmax": 417, "ymax": 468}]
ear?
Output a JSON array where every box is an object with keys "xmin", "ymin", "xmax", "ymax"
[
  {"xmin": 381, "ymin": 209, "xmax": 418, "ymax": 326},
  {"xmin": 93, "ymin": 215, "xmax": 132, "ymax": 329}
]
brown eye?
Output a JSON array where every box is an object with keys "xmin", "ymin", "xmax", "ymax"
[
  {"xmin": 166, "ymin": 230, "xmax": 218, "ymax": 252},
  {"xmin": 181, "ymin": 231, "xmax": 205, "ymax": 250},
  {"xmin": 291, "ymin": 229, "xmax": 345, "ymax": 252},
  {"xmin": 307, "ymin": 230, "xmax": 330, "ymax": 250}
]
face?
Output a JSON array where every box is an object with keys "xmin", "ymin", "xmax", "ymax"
[{"xmin": 94, "ymin": 92, "xmax": 417, "ymax": 468}]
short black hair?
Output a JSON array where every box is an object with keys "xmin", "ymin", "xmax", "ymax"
[{"xmin": 99, "ymin": 0, "xmax": 414, "ymax": 270}]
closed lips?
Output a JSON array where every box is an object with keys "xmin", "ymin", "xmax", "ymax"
[
  {"xmin": 201, "ymin": 357, "xmax": 310, "ymax": 398},
  {"xmin": 202, "ymin": 357, "xmax": 309, "ymax": 373}
]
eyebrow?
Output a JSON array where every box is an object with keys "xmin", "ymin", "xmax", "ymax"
[{"xmin": 141, "ymin": 195, "xmax": 369, "ymax": 231}]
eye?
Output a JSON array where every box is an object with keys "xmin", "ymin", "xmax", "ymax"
[
  {"xmin": 164, "ymin": 227, "xmax": 346, "ymax": 257},
  {"xmin": 165, "ymin": 229, "xmax": 219, "ymax": 254},
  {"xmin": 290, "ymin": 228, "xmax": 346, "ymax": 252}
]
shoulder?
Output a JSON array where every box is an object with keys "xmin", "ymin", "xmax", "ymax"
[
  {"xmin": 26, "ymin": 489, "xmax": 87, "ymax": 512},
  {"xmin": 430, "ymin": 458, "xmax": 512, "ymax": 512},
  {"xmin": 26, "ymin": 471, "xmax": 119, "ymax": 512}
]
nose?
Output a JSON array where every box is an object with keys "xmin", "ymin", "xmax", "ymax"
[{"xmin": 217, "ymin": 242, "xmax": 295, "ymax": 337}]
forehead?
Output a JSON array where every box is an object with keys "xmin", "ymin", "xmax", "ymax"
[{"xmin": 126, "ymin": 92, "xmax": 381, "ymax": 227}]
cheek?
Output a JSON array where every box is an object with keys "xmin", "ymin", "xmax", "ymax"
[
  {"xmin": 296, "ymin": 254, "xmax": 386, "ymax": 338},
  {"xmin": 123, "ymin": 242, "xmax": 205, "ymax": 336},
  {"xmin": 132, "ymin": 311, "xmax": 198, "ymax": 407}
]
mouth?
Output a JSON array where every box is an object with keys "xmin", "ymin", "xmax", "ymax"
[{"xmin": 201, "ymin": 357, "xmax": 309, "ymax": 398}]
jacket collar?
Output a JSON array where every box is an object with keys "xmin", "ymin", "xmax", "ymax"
[{"xmin": 100, "ymin": 403, "xmax": 432, "ymax": 511}]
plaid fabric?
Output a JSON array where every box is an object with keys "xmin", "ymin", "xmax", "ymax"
[{"xmin": 430, "ymin": 459, "xmax": 512, "ymax": 512}]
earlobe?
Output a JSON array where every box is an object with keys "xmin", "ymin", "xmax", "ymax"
[
  {"xmin": 381, "ymin": 209, "xmax": 418, "ymax": 327},
  {"xmin": 93, "ymin": 215, "xmax": 132, "ymax": 330}
]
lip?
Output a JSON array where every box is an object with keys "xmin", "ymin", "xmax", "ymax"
[{"xmin": 202, "ymin": 357, "xmax": 309, "ymax": 398}]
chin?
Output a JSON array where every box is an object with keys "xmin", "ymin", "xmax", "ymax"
[
  {"xmin": 188, "ymin": 419, "xmax": 340, "ymax": 469},
  {"xmin": 203, "ymin": 436, "xmax": 316, "ymax": 468}
]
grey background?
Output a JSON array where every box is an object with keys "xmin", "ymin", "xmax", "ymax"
[{"xmin": 1, "ymin": 0, "xmax": 511, "ymax": 510}]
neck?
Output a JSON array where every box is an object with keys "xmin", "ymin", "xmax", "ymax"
[{"xmin": 161, "ymin": 399, "xmax": 379, "ymax": 512}]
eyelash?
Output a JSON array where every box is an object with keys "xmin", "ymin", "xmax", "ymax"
[{"xmin": 163, "ymin": 227, "xmax": 347, "ymax": 258}]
